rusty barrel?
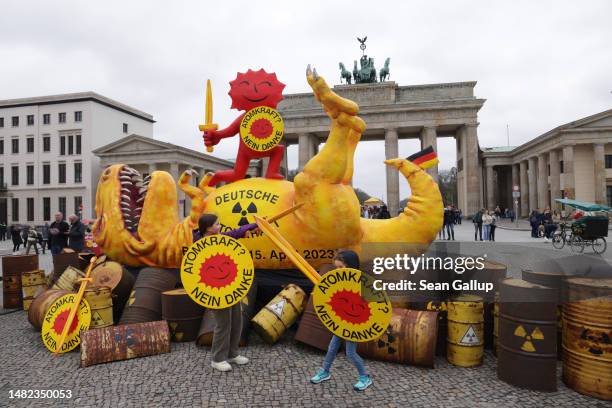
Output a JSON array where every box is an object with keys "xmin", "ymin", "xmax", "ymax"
[
  {"xmin": 27, "ymin": 289, "xmax": 70, "ymax": 331},
  {"xmin": 162, "ymin": 289, "xmax": 205, "ymax": 342},
  {"xmin": 447, "ymin": 295, "xmax": 484, "ymax": 367},
  {"xmin": 410, "ymin": 299, "xmax": 448, "ymax": 357},
  {"xmin": 2, "ymin": 255, "xmax": 38, "ymax": 309},
  {"xmin": 498, "ymin": 278, "xmax": 557, "ymax": 392},
  {"xmin": 52, "ymin": 265, "xmax": 84, "ymax": 292},
  {"xmin": 562, "ymin": 277, "xmax": 612, "ymax": 400},
  {"xmin": 21, "ymin": 270, "xmax": 46, "ymax": 311},
  {"xmin": 295, "ymin": 295, "xmax": 334, "ymax": 351},
  {"xmin": 80, "ymin": 320, "xmax": 171, "ymax": 367},
  {"xmin": 251, "ymin": 284, "xmax": 306, "ymax": 344},
  {"xmin": 358, "ymin": 308, "xmax": 438, "ymax": 368},
  {"xmin": 119, "ymin": 267, "xmax": 178, "ymax": 325},
  {"xmin": 91, "ymin": 261, "xmax": 135, "ymax": 323},
  {"xmin": 84, "ymin": 286, "xmax": 113, "ymax": 328},
  {"xmin": 522, "ymin": 269, "xmax": 566, "ymax": 359},
  {"xmin": 51, "ymin": 251, "xmax": 80, "ymax": 286}
]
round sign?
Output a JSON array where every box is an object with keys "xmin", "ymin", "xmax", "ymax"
[
  {"xmin": 181, "ymin": 234, "xmax": 255, "ymax": 309},
  {"xmin": 312, "ymin": 268, "xmax": 392, "ymax": 342},
  {"xmin": 41, "ymin": 294, "xmax": 91, "ymax": 353},
  {"xmin": 239, "ymin": 106, "xmax": 284, "ymax": 152}
]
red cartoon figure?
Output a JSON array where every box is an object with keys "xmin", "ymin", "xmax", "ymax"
[{"xmin": 203, "ymin": 69, "xmax": 286, "ymax": 186}]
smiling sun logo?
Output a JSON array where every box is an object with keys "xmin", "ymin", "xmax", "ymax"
[
  {"xmin": 199, "ymin": 253, "xmax": 238, "ymax": 289},
  {"xmin": 41, "ymin": 294, "xmax": 91, "ymax": 353},
  {"xmin": 52, "ymin": 309, "xmax": 80, "ymax": 336},
  {"xmin": 312, "ymin": 268, "xmax": 392, "ymax": 342}
]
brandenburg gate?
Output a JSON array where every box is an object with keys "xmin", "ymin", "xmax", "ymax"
[{"xmin": 278, "ymin": 80, "xmax": 486, "ymax": 216}]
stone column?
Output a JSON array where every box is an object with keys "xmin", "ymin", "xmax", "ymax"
[
  {"xmin": 298, "ymin": 133, "xmax": 316, "ymax": 171},
  {"xmin": 528, "ymin": 157, "xmax": 538, "ymax": 212},
  {"xmin": 420, "ymin": 126, "xmax": 438, "ymax": 182},
  {"xmin": 537, "ymin": 154, "xmax": 549, "ymax": 209},
  {"xmin": 511, "ymin": 164, "xmax": 519, "ymax": 213},
  {"xmin": 485, "ymin": 165, "xmax": 494, "ymax": 209},
  {"xmin": 593, "ymin": 143, "xmax": 606, "ymax": 204},
  {"xmin": 519, "ymin": 161, "xmax": 529, "ymax": 217},
  {"xmin": 464, "ymin": 124, "xmax": 481, "ymax": 215},
  {"xmin": 385, "ymin": 128, "xmax": 400, "ymax": 216},
  {"xmin": 562, "ymin": 146, "xmax": 575, "ymax": 199},
  {"xmin": 549, "ymin": 150, "xmax": 561, "ymax": 209},
  {"xmin": 148, "ymin": 162, "xmax": 157, "ymax": 176}
]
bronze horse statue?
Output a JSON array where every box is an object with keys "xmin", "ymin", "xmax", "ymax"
[
  {"xmin": 339, "ymin": 62, "xmax": 352, "ymax": 84},
  {"xmin": 379, "ymin": 57, "xmax": 390, "ymax": 82}
]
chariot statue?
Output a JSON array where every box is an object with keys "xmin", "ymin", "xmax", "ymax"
[{"xmin": 338, "ymin": 36, "xmax": 390, "ymax": 84}]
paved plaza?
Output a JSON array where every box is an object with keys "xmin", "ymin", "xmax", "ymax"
[{"xmin": 0, "ymin": 222, "xmax": 610, "ymax": 407}]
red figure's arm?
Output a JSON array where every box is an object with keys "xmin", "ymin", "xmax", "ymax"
[{"xmin": 216, "ymin": 113, "xmax": 245, "ymax": 138}]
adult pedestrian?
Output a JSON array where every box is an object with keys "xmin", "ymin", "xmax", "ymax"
[
  {"xmin": 0, "ymin": 222, "xmax": 6, "ymax": 240},
  {"xmin": 10, "ymin": 225, "xmax": 23, "ymax": 253},
  {"xmin": 542, "ymin": 207, "xmax": 557, "ymax": 242},
  {"xmin": 376, "ymin": 205, "xmax": 391, "ymax": 219},
  {"xmin": 473, "ymin": 209, "xmax": 484, "ymax": 241},
  {"xmin": 67, "ymin": 214, "xmax": 86, "ymax": 252},
  {"xmin": 529, "ymin": 210, "xmax": 540, "ymax": 238},
  {"xmin": 494, "ymin": 206, "xmax": 501, "ymax": 221},
  {"xmin": 49, "ymin": 212, "xmax": 69, "ymax": 255},
  {"xmin": 482, "ymin": 210, "xmax": 493, "ymax": 241},
  {"xmin": 41, "ymin": 222, "xmax": 50, "ymax": 254},
  {"xmin": 25, "ymin": 226, "xmax": 40, "ymax": 255},
  {"xmin": 489, "ymin": 214, "xmax": 497, "ymax": 241},
  {"xmin": 443, "ymin": 205, "xmax": 455, "ymax": 240}
]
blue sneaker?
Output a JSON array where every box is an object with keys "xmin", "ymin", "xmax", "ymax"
[
  {"xmin": 310, "ymin": 369, "xmax": 331, "ymax": 384},
  {"xmin": 353, "ymin": 375, "xmax": 372, "ymax": 391}
]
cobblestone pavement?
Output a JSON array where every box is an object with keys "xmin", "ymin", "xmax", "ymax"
[{"xmin": 0, "ymin": 310, "xmax": 607, "ymax": 408}]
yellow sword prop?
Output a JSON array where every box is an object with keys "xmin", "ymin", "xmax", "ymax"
[
  {"xmin": 54, "ymin": 256, "xmax": 96, "ymax": 354},
  {"xmin": 199, "ymin": 79, "xmax": 218, "ymax": 153}
]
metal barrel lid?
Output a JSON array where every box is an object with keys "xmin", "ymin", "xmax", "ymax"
[{"xmin": 499, "ymin": 278, "xmax": 557, "ymax": 321}]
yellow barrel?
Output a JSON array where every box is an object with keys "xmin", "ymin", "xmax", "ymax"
[
  {"xmin": 84, "ymin": 286, "xmax": 114, "ymax": 328},
  {"xmin": 447, "ymin": 294, "xmax": 484, "ymax": 367},
  {"xmin": 52, "ymin": 265, "xmax": 84, "ymax": 292},
  {"xmin": 563, "ymin": 278, "xmax": 612, "ymax": 401},
  {"xmin": 21, "ymin": 270, "xmax": 46, "ymax": 311},
  {"xmin": 251, "ymin": 284, "xmax": 306, "ymax": 344},
  {"xmin": 493, "ymin": 292, "xmax": 499, "ymax": 357}
]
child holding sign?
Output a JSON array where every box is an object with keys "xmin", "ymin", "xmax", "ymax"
[
  {"xmin": 196, "ymin": 213, "xmax": 258, "ymax": 372},
  {"xmin": 310, "ymin": 250, "xmax": 373, "ymax": 391}
]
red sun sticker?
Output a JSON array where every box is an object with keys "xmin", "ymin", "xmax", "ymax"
[
  {"xmin": 52, "ymin": 309, "xmax": 80, "ymax": 336},
  {"xmin": 250, "ymin": 118, "xmax": 273, "ymax": 139},
  {"xmin": 199, "ymin": 253, "xmax": 238, "ymax": 288},
  {"xmin": 228, "ymin": 69, "xmax": 285, "ymax": 111},
  {"xmin": 327, "ymin": 289, "xmax": 371, "ymax": 325}
]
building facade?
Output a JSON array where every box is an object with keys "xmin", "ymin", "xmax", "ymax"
[
  {"xmin": 482, "ymin": 109, "xmax": 612, "ymax": 215},
  {"xmin": 0, "ymin": 92, "xmax": 154, "ymax": 225}
]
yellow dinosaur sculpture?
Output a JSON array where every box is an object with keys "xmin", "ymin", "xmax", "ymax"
[{"xmin": 92, "ymin": 67, "xmax": 443, "ymax": 268}]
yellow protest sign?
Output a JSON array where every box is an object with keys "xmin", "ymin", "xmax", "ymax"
[
  {"xmin": 41, "ymin": 294, "xmax": 91, "ymax": 353},
  {"xmin": 312, "ymin": 268, "xmax": 392, "ymax": 342},
  {"xmin": 239, "ymin": 106, "xmax": 284, "ymax": 152},
  {"xmin": 181, "ymin": 234, "xmax": 254, "ymax": 309}
]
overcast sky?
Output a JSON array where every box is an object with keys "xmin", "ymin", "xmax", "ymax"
[{"xmin": 1, "ymin": 1, "xmax": 610, "ymax": 201}]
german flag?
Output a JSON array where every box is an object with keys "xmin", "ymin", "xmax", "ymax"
[{"xmin": 407, "ymin": 146, "xmax": 439, "ymax": 170}]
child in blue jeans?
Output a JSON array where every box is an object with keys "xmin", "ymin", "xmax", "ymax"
[{"xmin": 310, "ymin": 250, "xmax": 372, "ymax": 391}]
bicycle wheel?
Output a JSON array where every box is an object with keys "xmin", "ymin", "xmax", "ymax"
[
  {"xmin": 552, "ymin": 233, "xmax": 565, "ymax": 249},
  {"xmin": 570, "ymin": 236, "xmax": 584, "ymax": 253},
  {"xmin": 592, "ymin": 237, "xmax": 607, "ymax": 255}
]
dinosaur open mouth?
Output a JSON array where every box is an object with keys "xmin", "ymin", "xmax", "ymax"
[{"xmin": 118, "ymin": 165, "xmax": 148, "ymax": 238}]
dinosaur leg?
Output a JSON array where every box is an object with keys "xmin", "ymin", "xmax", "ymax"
[
  {"xmin": 264, "ymin": 145, "xmax": 285, "ymax": 180},
  {"xmin": 207, "ymin": 154, "xmax": 249, "ymax": 186}
]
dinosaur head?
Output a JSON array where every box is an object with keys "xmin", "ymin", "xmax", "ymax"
[{"xmin": 93, "ymin": 164, "xmax": 180, "ymax": 266}]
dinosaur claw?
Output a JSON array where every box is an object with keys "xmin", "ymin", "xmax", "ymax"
[
  {"xmin": 313, "ymin": 67, "xmax": 319, "ymax": 80},
  {"xmin": 306, "ymin": 64, "xmax": 312, "ymax": 77}
]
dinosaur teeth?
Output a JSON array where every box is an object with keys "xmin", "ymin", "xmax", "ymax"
[
  {"xmin": 120, "ymin": 175, "xmax": 132, "ymax": 181},
  {"xmin": 139, "ymin": 187, "xmax": 148, "ymax": 194},
  {"xmin": 121, "ymin": 188, "xmax": 131, "ymax": 194},
  {"xmin": 136, "ymin": 196, "xmax": 145, "ymax": 203},
  {"xmin": 121, "ymin": 194, "xmax": 131, "ymax": 201}
]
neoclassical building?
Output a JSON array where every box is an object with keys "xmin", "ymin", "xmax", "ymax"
[{"xmin": 482, "ymin": 108, "xmax": 612, "ymax": 215}]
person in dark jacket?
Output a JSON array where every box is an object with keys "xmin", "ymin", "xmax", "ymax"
[
  {"xmin": 10, "ymin": 225, "xmax": 23, "ymax": 253},
  {"xmin": 376, "ymin": 205, "xmax": 391, "ymax": 219},
  {"xmin": 49, "ymin": 212, "xmax": 70, "ymax": 255},
  {"xmin": 67, "ymin": 214, "xmax": 86, "ymax": 252},
  {"xmin": 443, "ymin": 206, "xmax": 455, "ymax": 240},
  {"xmin": 473, "ymin": 209, "xmax": 484, "ymax": 241},
  {"xmin": 529, "ymin": 210, "xmax": 541, "ymax": 238}
]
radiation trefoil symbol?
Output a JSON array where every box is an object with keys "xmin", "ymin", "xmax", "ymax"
[
  {"xmin": 459, "ymin": 325, "xmax": 480, "ymax": 345},
  {"xmin": 232, "ymin": 202, "xmax": 257, "ymax": 226},
  {"xmin": 514, "ymin": 325, "xmax": 544, "ymax": 352},
  {"xmin": 377, "ymin": 328, "xmax": 397, "ymax": 354}
]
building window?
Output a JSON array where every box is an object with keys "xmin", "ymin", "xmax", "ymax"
[
  {"xmin": 27, "ymin": 198, "xmax": 34, "ymax": 222},
  {"xmin": 76, "ymin": 135, "xmax": 81, "ymax": 155},
  {"xmin": 11, "ymin": 166, "xmax": 18, "ymax": 185},
  {"xmin": 74, "ymin": 196, "xmax": 82, "ymax": 216},
  {"xmin": 27, "ymin": 137, "xmax": 34, "ymax": 153},
  {"xmin": 58, "ymin": 163, "xmax": 66, "ymax": 183},
  {"xmin": 26, "ymin": 165, "xmax": 34, "ymax": 185},
  {"xmin": 43, "ymin": 114, "xmax": 50, "ymax": 125},
  {"xmin": 11, "ymin": 138, "xmax": 18, "ymax": 154},
  {"xmin": 605, "ymin": 155, "xmax": 612, "ymax": 169},
  {"xmin": 58, "ymin": 197, "xmax": 66, "ymax": 217},
  {"xmin": 74, "ymin": 111, "xmax": 82, "ymax": 122},
  {"xmin": 74, "ymin": 162, "xmax": 82, "ymax": 183},
  {"xmin": 68, "ymin": 135, "xmax": 74, "ymax": 155},
  {"xmin": 43, "ymin": 136, "xmax": 51, "ymax": 152},
  {"xmin": 59, "ymin": 112, "xmax": 66, "ymax": 123},
  {"xmin": 43, "ymin": 197, "xmax": 51, "ymax": 221},
  {"xmin": 123, "ymin": 123, "xmax": 128, "ymax": 133},
  {"xmin": 11, "ymin": 116, "xmax": 19, "ymax": 127},
  {"xmin": 43, "ymin": 164, "xmax": 50, "ymax": 184},
  {"xmin": 560, "ymin": 160, "xmax": 564, "ymax": 174},
  {"xmin": 0, "ymin": 117, "xmax": 3, "ymax": 127},
  {"xmin": 27, "ymin": 115, "xmax": 34, "ymax": 126},
  {"xmin": 0, "ymin": 139, "xmax": 3, "ymax": 154},
  {"xmin": 0, "ymin": 167, "xmax": 4, "ymax": 186},
  {"xmin": 60, "ymin": 136, "xmax": 66, "ymax": 155},
  {"xmin": 11, "ymin": 198, "xmax": 18, "ymax": 222}
]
